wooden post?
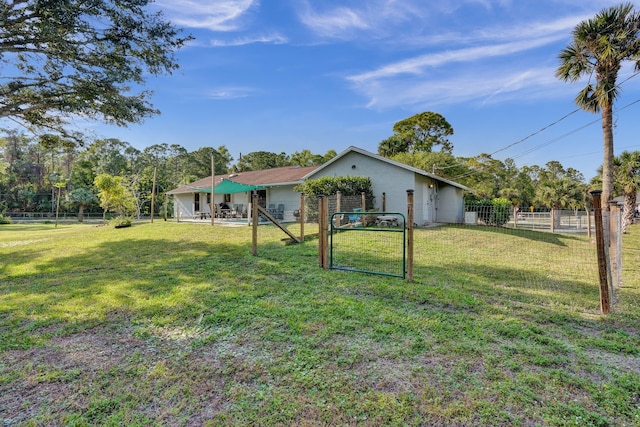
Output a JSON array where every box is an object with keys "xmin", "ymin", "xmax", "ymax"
[
  {"xmin": 591, "ymin": 191, "xmax": 610, "ymax": 314},
  {"xmin": 322, "ymin": 196, "xmax": 329, "ymax": 269},
  {"xmin": 299, "ymin": 193, "xmax": 305, "ymax": 242},
  {"xmin": 382, "ymin": 192, "xmax": 386, "ymax": 212},
  {"xmin": 211, "ymin": 155, "xmax": 215, "ymax": 226},
  {"xmin": 406, "ymin": 190, "xmax": 414, "ymax": 283},
  {"xmin": 318, "ymin": 195, "xmax": 326, "ymax": 268},
  {"xmin": 335, "ymin": 191, "xmax": 341, "ymax": 228},
  {"xmin": 54, "ymin": 186, "xmax": 61, "ymax": 228},
  {"xmin": 252, "ymin": 192, "xmax": 258, "ymax": 256},
  {"xmin": 361, "ymin": 192, "xmax": 366, "ymax": 227},
  {"xmin": 318, "ymin": 194, "xmax": 324, "ymax": 268},
  {"xmin": 163, "ymin": 193, "xmax": 168, "ymax": 221},
  {"xmin": 150, "ymin": 167, "xmax": 157, "ymax": 223}
]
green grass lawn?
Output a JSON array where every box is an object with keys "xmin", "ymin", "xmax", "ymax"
[{"xmin": 1, "ymin": 221, "xmax": 639, "ymax": 426}]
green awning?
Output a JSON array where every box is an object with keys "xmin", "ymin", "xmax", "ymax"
[{"xmin": 198, "ymin": 179, "xmax": 266, "ymax": 194}]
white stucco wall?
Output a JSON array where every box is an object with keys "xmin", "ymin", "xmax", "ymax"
[
  {"xmin": 173, "ymin": 193, "xmax": 193, "ymax": 218},
  {"xmin": 315, "ymin": 151, "xmax": 415, "ymax": 214},
  {"xmin": 436, "ymin": 186, "xmax": 465, "ymax": 223}
]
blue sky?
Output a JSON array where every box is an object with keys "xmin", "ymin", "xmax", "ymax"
[{"xmin": 93, "ymin": 0, "xmax": 640, "ymax": 181}]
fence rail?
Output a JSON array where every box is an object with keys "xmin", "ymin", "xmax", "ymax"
[
  {"xmin": 465, "ymin": 207, "xmax": 594, "ymax": 234},
  {"xmin": 5, "ymin": 212, "xmax": 106, "ymax": 223}
]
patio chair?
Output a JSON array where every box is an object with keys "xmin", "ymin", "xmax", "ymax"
[
  {"xmin": 348, "ymin": 208, "xmax": 363, "ymax": 226},
  {"xmin": 277, "ymin": 204, "xmax": 285, "ymax": 220}
]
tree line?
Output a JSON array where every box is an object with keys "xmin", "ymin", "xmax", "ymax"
[{"xmin": 0, "ymin": 130, "xmax": 337, "ymax": 218}]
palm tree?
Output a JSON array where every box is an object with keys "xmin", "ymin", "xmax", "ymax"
[
  {"xmin": 614, "ymin": 151, "xmax": 640, "ymax": 233},
  {"xmin": 555, "ymin": 3, "xmax": 640, "ymax": 206}
]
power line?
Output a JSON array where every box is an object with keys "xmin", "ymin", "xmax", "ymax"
[{"xmin": 488, "ymin": 70, "xmax": 640, "ymax": 158}]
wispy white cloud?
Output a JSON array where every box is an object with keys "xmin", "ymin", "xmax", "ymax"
[
  {"xmin": 208, "ymin": 33, "xmax": 288, "ymax": 47},
  {"xmin": 357, "ymin": 66, "xmax": 565, "ymax": 110},
  {"xmin": 298, "ymin": 6, "xmax": 370, "ymax": 38},
  {"xmin": 297, "ymin": 0, "xmax": 432, "ymax": 40},
  {"xmin": 344, "ymin": 11, "xmax": 596, "ymax": 110},
  {"xmin": 348, "ymin": 35, "xmax": 564, "ymax": 84},
  {"xmin": 206, "ymin": 86, "xmax": 256, "ymax": 100},
  {"xmin": 421, "ymin": 15, "xmax": 588, "ymax": 47},
  {"xmin": 155, "ymin": 0, "xmax": 256, "ymax": 31}
]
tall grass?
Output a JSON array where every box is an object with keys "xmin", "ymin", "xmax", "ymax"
[{"xmin": 0, "ymin": 222, "xmax": 638, "ymax": 426}]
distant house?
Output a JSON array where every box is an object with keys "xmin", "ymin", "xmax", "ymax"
[{"xmin": 167, "ymin": 146, "xmax": 470, "ymax": 224}]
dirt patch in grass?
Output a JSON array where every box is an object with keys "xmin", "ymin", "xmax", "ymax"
[{"xmin": 1, "ymin": 323, "xmax": 146, "ymax": 424}]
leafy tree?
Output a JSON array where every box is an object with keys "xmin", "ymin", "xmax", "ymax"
[
  {"xmin": 459, "ymin": 154, "xmax": 510, "ymax": 200},
  {"xmin": 499, "ymin": 168, "xmax": 536, "ymax": 209},
  {"xmin": 378, "ymin": 111, "xmax": 454, "ymax": 156},
  {"xmin": 0, "ymin": 130, "xmax": 49, "ymax": 210},
  {"xmin": 94, "ymin": 173, "xmax": 136, "ymax": 221},
  {"xmin": 185, "ymin": 146, "xmax": 232, "ymax": 181},
  {"xmin": 391, "ymin": 151, "xmax": 468, "ymax": 180},
  {"xmin": 0, "ymin": 0, "xmax": 192, "ymax": 142},
  {"xmin": 556, "ymin": 3, "xmax": 640, "ymax": 205},
  {"xmin": 290, "ymin": 149, "xmax": 336, "ymax": 167},
  {"xmin": 378, "ymin": 134, "xmax": 413, "ymax": 157},
  {"xmin": 67, "ymin": 187, "xmax": 97, "ymax": 222},
  {"xmin": 233, "ymin": 151, "xmax": 289, "ymax": 172},
  {"xmin": 613, "ymin": 151, "xmax": 640, "ymax": 233},
  {"xmin": 533, "ymin": 161, "xmax": 586, "ymax": 229}
]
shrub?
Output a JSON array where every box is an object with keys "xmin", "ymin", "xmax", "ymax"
[
  {"xmin": 466, "ymin": 197, "xmax": 512, "ymax": 226},
  {"xmin": 0, "ymin": 214, "xmax": 12, "ymax": 224},
  {"xmin": 111, "ymin": 216, "xmax": 132, "ymax": 228}
]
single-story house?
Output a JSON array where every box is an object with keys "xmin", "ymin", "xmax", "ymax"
[
  {"xmin": 167, "ymin": 164, "xmax": 318, "ymax": 221},
  {"xmin": 304, "ymin": 146, "xmax": 470, "ymax": 224},
  {"xmin": 167, "ymin": 146, "xmax": 470, "ymax": 224}
]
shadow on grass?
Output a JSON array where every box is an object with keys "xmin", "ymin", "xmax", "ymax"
[
  {"xmin": 434, "ymin": 223, "xmax": 589, "ymax": 246},
  {"xmin": 0, "ymin": 224, "xmax": 607, "ymax": 351}
]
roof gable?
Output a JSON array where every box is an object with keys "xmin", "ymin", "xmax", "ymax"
[
  {"xmin": 304, "ymin": 146, "xmax": 470, "ymax": 191},
  {"xmin": 167, "ymin": 165, "xmax": 319, "ymax": 195}
]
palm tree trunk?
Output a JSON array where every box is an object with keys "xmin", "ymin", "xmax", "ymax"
[
  {"xmin": 622, "ymin": 191, "xmax": 637, "ymax": 233},
  {"xmin": 601, "ymin": 105, "xmax": 615, "ymax": 206}
]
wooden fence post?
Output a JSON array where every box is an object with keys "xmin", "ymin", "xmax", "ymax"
[
  {"xmin": 299, "ymin": 192, "xmax": 305, "ymax": 242},
  {"xmin": 211, "ymin": 155, "xmax": 215, "ymax": 226},
  {"xmin": 406, "ymin": 189, "xmax": 414, "ymax": 283},
  {"xmin": 591, "ymin": 190, "xmax": 610, "ymax": 314},
  {"xmin": 252, "ymin": 191, "xmax": 258, "ymax": 256},
  {"xmin": 318, "ymin": 195, "xmax": 327, "ymax": 268},
  {"xmin": 150, "ymin": 167, "xmax": 156, "ymax": 223}
]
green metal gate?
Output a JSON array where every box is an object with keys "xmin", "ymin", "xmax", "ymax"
[{"xmin": 329, "ymin": 212, "xmax": 406, "ymax": 278}]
